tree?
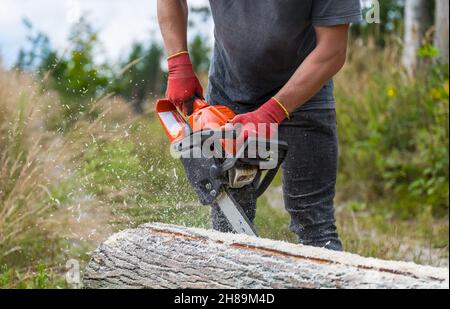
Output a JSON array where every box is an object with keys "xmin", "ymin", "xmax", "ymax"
[
  {"xmin": 15, "ymin": 18, "xmax": 53, "ymax": 72},
  {"xmin": 113, "ymin": 41, "xmax": 164, "ymax": 112},
  {"xmin": 37, "ymin": 17, "xmax": 109, "ymax": 124},
  {"xmin": 188, "ymin": 6, "xmax": 212, "ymax": 73},
  {"xmin": 189, "ymin": 35, "xmax": 211, "ymax": 73},
  {"xmin": 145, "ymin": 42, "xmax": 165, "ymax": 99},
  {"xmin": 434, "ymin": 0, "xmax": 449, "ymax": 64},
  {"xmin": 402, "ymin": 0, "xmax": 432, "ymax": 75},
  {"xmin": 352, "ymin": 0, "xmax": 405, "ymax": 47}
]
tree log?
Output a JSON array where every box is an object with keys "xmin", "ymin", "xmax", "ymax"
[{"xmin": 83, "ymin": 223, "xmax": 449, "ymax": 289}]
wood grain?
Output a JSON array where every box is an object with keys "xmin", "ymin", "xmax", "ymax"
[{"xmin": 83, "ymin": 223, "xmax": 449, "ymax": 289}]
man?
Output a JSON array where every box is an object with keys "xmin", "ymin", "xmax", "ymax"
[{"xmin": 157, "ymin": 0, "xmax": 361, "ymax": 251}]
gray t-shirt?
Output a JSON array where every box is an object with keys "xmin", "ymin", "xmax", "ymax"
[{"xmin": 206, "ymin": 0, "xmax": 362, "ymax": 113}]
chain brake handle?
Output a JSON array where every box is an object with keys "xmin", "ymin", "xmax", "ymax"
[{"xmin": 209, "ymin": 135, "xmax": 288, "ymax": 198}]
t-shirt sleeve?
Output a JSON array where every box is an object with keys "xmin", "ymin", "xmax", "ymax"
[{"xmin": 312, "ymin": 0, "xmax": 362, "ymax": 26}]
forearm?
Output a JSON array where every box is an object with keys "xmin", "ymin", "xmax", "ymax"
[
  {"xmin": 275, "ymin": 26, "xmax": 349, "ymax": 113},
  {"xmin": 157, "ymin": 0, "xmax": 188, "ymax": 56}
]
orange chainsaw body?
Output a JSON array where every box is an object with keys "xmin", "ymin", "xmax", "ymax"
[{"xmin": 156, "ymin": 98, "xmax": 236, "ymax": 144}]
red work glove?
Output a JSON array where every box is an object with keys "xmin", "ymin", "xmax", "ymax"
[
  {"xmin": 166, "ymin": 52, "xmax": 203, "ymax": 115},
  {"xmin": 228, "ymin": 98, "xmax": 289, "ymax": 139}
]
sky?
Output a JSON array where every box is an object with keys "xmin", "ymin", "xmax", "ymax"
[{"xmin": 0, "ymin": 0, "xmax": 212, "ymax": 68}]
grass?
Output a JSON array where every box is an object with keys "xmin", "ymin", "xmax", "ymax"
[
  {"xmin": 0, "ymin": 72, "xmax": 76, "ymax": 288},
  {"xmin": 0, "ymin": 44, "xmax": 448, "ymax": 288},
  {"xmin": 0, "ymin": 263, "xmax": 68, "ymax": 289},
  {"xmin": 0, "ymin": 71, "xmax": 69, "ymax": 286},
  {"xmin": 334, "ymin": 44, "xmax": 449, "ymax": 217},
  {"xmin": 337, "ymin": 203, "xmax": 448, "ymax": 266},
  {"xmin": 254, "ymin": 189, "xmax": 448, "ymax": 267}
]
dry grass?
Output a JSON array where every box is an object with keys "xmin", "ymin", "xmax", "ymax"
[
  {"xmin": 0, "ymin": 70, "xmax": 63, "ymax": 253},
  {"xmin": 0, "ymin": 68, "xmax": 138, "ymax": 287},
  {"xmin": 0, "ymin": 69, "xmax": 120, "ymax": 252}
]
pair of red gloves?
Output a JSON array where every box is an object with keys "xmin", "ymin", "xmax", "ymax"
[{"xmin": 166, "ymin": 52, "xmax": 288, "ymax": 137}]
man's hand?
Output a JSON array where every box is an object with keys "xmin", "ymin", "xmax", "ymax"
[
  {"xmin": 158, "ymin": 0, "xmax": 202, "ymax": 115},
  {"xmin": 228, "ymin": 97, "xmax": 289, "ymax": 138},
  {"xmin": 166, "ymin": 52, "xmax": 203, "ymax": 115}
]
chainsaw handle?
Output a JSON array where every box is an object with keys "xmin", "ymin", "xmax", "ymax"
[
  {"xmin": 156, "ymin": 97, "xmax": 209, "ymax": 115},
  {"xmin": 192, "ymin": 98, "xmax": 209, "ymax": 113},
  {"xmin": 182, "ymin": 97, "xmax": 209, "ymax": 116},
  {"xmin": 255, "ymin": 141, "xmax": 288, "ymax": 198},
  {"xmin": 210, "ymin": 136, "xmax": 288, "ymax": 198}
]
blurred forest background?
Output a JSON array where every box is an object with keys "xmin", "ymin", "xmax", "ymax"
[{"xmin": 0, "ymin": 0, "xmax": 448, "ymax": 288}]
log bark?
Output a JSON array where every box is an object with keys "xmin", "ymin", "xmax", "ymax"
[{"xmin": 83, "ymin": 223, "xmax": 449, "ymax": 289}]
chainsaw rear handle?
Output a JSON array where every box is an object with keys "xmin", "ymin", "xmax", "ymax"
[
  {"xmin": 157, "ymin": 97, "xmax": 209, "ymax": 115},
  {"xmin": 207, "ymin": 135, "xmax": 288, "ymax": 198},
  {"xmin": 190, "ymin": 98, "xmax": 210, "ymax": 114},
  {"xmin": 235, "ymin": 137, "xmax": 288, "ymax": 198},
  {"xmin": 177, "ymin": 131, "xmax": 288, "ymax": 205}
]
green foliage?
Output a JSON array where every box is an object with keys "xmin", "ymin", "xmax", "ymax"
[
  {"xmin": 44, "ymin": 18, "xmax": 109, "ymax": 123},
  {"xmin": 352, "ymin": 0, "xmax": 405, "ymax": 46},
  {"xmin": 80, "ymin": 139, "xmax": 141, "ymax": 197},
  {"xmin": 0, "ymin": 264, "xmax": 67, "ymax": 289},
  {"xmin": 111, "ymin": 41, "xmax": 164, "ymax": 112},
  {"xmin": 188, "ymin": 6, "xmax": 212, "ymax": 74},
  {"xmin": 15, "ymin": 18, "xmax": 53, "ymax": 72},
  {"xmin": 418, "ymin": 44, "xmax": 440, "ymax": 59},
  {"xmin": 254, "ymin": 196, "xmax": 296, "ymax": 243},
  {"xmin": 190, "ymin": 6, "xmax": 211, "ymax": 21},
  {"xmin": 17, "ymin": 17, "xmax": 109, "ymax": 126},
  {"xmin": 337, "ymin": 202, "xmax": 448, "ymax": 265},
  {"xmin": 33, "ymin": 264, "xmax": 49, "ymax": 288},
  {"xmin": 0, "ymin": 266, "xmax": 13, "ymax": 287},
  {"xmin": 15, "ymin": 17, "xmax": 205, "ymax": 120},
  {"xmin": 189, "ymin": 35, "xmax": 211, "ymax": 73},
  {"xmin": 122, "ymin": 200, "xmax": 209, "ymax": 230},
  {"xmin": 336, "ymin": 52, "xmax": 449, "ymax": 218},
  {"xmin": 131, "ymin": 118, "xmax": 197, "ymax": 204}
]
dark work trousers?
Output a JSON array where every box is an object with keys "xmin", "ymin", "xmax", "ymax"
[{"xmin": 211, "ymin": 109, "xmax": 343, "ymax": 251}]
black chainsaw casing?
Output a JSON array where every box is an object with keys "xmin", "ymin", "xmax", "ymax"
[
  {"xmin": 174, "ymin": 130, "xmax": 288, "ymax": 206},
  {"xmin": 180, "ymin": 156, "xmax": 224, "ymax": 205}
]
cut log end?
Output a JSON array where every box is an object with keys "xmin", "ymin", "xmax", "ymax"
[{"xmin": 83, "ymin": 223, "xmax": 449, "ymax": 289}]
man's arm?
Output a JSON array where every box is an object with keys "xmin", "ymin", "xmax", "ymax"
[
  {"xmin": 276, "ymin": 25, "xmax": 349, "ymax": 113},
  {"xmin": 157, "ymin": 0, "xmax": 188, "ymax": 55},
  {"xmin": 157, "ymin": 0, "xmax": 203, "ymax": 115},
  {"xmin": 230, "ymin": 25, "xmax": 350, "ymax": 136}
]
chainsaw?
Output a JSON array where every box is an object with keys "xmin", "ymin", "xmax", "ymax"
[{"xmin": 156, "ymin": 98, "xmax": 288, "ymax": 236}]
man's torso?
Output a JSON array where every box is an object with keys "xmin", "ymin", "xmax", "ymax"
[{"xmin": 206, "ymin": 0, "xmax": 334, "ymax": 113}]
